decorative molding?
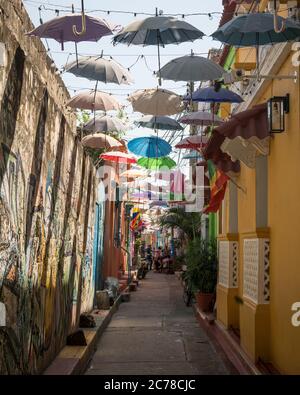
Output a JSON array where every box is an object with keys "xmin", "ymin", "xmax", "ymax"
[
  {"xmin": 218, "ymin": 240, "xmax": 239, "ymax": 288},
  {"xmin": 243, "ymin": 238, "xmax": 270, "ymax": 305}
]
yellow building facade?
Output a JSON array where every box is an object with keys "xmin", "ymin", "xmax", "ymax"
[{"xmin": 216, "ymin": 1, "xmax": 300, "ymax": 374}]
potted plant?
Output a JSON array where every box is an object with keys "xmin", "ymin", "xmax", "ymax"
[{"xmin": 185, "ymin": 239, "xmax": 218, "ymax": 312}]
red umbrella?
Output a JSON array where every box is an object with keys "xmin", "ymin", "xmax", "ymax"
[
  {"xmin": 175, "ymin": 135, "xmax": 209, "ymax": 150},
  {"xmin": 100, "ymin": 151, "xmax": 137, "ymax": 164}
]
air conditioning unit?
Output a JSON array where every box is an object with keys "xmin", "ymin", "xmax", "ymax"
[{"xmin": 223, "ymin": 69, "xmax": 245, "ymax": 84}]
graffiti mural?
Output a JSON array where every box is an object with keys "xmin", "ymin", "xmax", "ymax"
[{"xmin": 0, "ymin": 58, "xmax": 98, "ymax": 375}]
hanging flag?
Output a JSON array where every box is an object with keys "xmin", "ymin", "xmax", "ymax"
[
  {"xmin": 203, "ymin": 160, "xmax": 229, "ymax": 214},
  {"xmin": 130, "ymin": 208, "xmax": 141, "ymax": 231}
]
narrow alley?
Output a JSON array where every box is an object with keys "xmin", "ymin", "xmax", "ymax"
[{"xmin": 85, "ymin": 272, "xmax": 229, "ymax": 375}]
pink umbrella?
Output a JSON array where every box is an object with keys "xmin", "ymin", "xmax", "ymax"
[
  {"xmin": 100, "ymin": 151, "xmax": 137, "ymax": 164},
  {"xmin": 175, "ymin": 135, "xmax": 209, "ymax": 150}
]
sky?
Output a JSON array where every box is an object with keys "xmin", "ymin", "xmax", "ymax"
[{"xmin": 23, "ymin": 0, "xmax": 224, "ymax": 168}]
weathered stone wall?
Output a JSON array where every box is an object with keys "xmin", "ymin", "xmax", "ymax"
[{"xmin": 0, "ymin": 0, "xmax": 98, "ymax": 374}]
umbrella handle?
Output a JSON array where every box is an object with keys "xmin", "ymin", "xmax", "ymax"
[
  {"xmin": 73, "ymin": 0, "xmax": 86, "ymax": 36},
  {"xmin": 273, "ymin": 2, "xmax": 285, "ymax": 33}
]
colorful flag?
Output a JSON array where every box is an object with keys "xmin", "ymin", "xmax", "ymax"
[
  {"xmin": 130, "ymin": 208, "xmax": 141, "ymax": 231},
  {"xmin": 203, "ymin": 160, "xmax": 229, "ymax": 214}
]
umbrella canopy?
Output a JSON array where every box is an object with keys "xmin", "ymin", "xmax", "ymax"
[
  {"xmin": 184, "ymin": 87, "xmax": 243, "ymax": 103},
  {"xmin": 130, "ymin": 191, "xmax": 158, "ymax": 200},
  {"xmin": 67, "ymin": 90, "xmax": 121, "ymax": 111},
  {"xmin": 211, "ymin": 13, "xmax": 300, "ymax": 47},
  {"xmin": 100, "ymin": 151, "xmax": 137, "ymax": 164},
  {"xmin": 120, "ymin": 169, "xmax": 148, "ymax": 179},
  {"xmin": 134, "ymin": 115, "xmax": 183, "ymax": 131},
  {"xmin": 81, "ymin": 133, "xmax": 123, "ymax": 149},
  {"xmin": 175, "ymin": 135, "xmax": 209, "ymax": 150},
  {"xmin": 179, "ymin": 111, "xmax": 224, "ymax": 126},
  {"xmin": 137, "ymin": 157, "xmax": 176, "ymax": 170},
  {"xmin": 65, "ymin": 56, "xmax": 134, "ymax": 85},
  {"xmin": 158, "ymin": 54, "xmax": 224, "ymax": 82},
  {"xmin": 128, "ymin": 136, "xmax": 172, "ymax": 158},
  {"xmin": 113, "ymin": 16, "xmax": 204, "ymax": 46},
  {"xmin": 182, "ymin": 151, "xmax": 203, "ymax": 160},
  {"xmin": 27, "ymin": 14, "xmax": 118, "ymax": 49},
  {"xmin": 128, "ymin": 88, "xmax": 183, "ymax": 116},
  {"xmin": 83, "ymin": 115, "xmax": 127, "ymax": 133},
  {"xmin": 149, "ymin": 200, "xmax": 168, "ymax": 208}
]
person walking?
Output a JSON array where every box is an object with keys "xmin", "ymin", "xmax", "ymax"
[
  {"xmin": 146, "ymin": 245, "xmax": 153, "ymax": 271},
  {"xmin": 153, "ymin": 246, "xmax": 162, "ymax": 272}
]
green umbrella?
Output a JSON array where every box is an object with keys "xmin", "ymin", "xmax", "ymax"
[{"xmin": 137, "ymin": 156, "xmax": 176, "ymax": 170}]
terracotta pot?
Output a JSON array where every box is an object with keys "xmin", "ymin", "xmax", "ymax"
[{"xmin": 195, "ymin": 292, "xmax": 214, "ymax": 312}]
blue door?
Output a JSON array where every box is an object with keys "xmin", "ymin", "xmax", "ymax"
[{"xmin": 93, "ymin": 183, "xmax": 105, "ymax": 300}]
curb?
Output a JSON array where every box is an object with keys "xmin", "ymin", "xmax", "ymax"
[{"xmin": 43, "ymin": 290, "xmax": 126, "ymax": 375}]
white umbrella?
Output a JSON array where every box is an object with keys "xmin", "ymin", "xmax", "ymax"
[{"xmin": 128, "ymin": 88, "xmax": 183, "ymax": 116}]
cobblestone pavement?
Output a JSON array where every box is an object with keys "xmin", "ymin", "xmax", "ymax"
[{"xmin": 85, "ymin": 272, "xmax": 230, "ymax": 375}]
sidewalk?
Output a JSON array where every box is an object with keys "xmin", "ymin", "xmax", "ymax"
[{"xmin": 85, "ymin": 272, "xmax": 231, "ymax": 375}]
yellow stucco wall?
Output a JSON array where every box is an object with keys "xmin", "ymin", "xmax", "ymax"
[{"xmin": 218, "ymin": 49, "xmax": 300, "ymax": 373}]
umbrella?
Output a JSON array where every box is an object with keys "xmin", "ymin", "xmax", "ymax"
[
  {"xmin": 128, "ymin": 88, "xmax": 183, "ymax": 116},
  {"xmin": 26, "ymin": 1, "xmax": 119, "ymax": 66},
  {"xmin": 211, "ymin": 12, "xmax": 300, "ymax": 47},
  {"xmin": 150, "ymin": 200, "xmax": 168, "ymax": 208},
  {"xmin": 83, "ymin": 115, "xmax": 127, "ymax": 133},
  {"xmin": 128, "ymin": 136, "xmax": 172, "ymax": 158},
  {"xmin": 137, "ymin": 157, "xmax": 176, "ymax": 170},
  {"xmin": 184, "ymin": 87, "xmax": 243, "ymax": 103},
  {"xmin": 27, "ymin": 15, "xmax": 117, "ymax": 49},
  {"xmin": 182, "ymin": 151, "xmax": 203, "ymax": 160},
  {"xmin": 65, "ymin": 56, "xmax": 134, "ymax": 85},
  {"xmin": 130, "ymin": 191, "xmax": 158, "ymax": 200},
  {"xmin": 113, "ymin": 10, "xmax": 204, "ymax": 85},
  {"xmin": 211, "ymin": 12, "xmax": 300, "ymax": 77},
  {"xmin": 179, "ymin": 111, "xmax": 224, "ymax": 126},
  {"xmin": 134, "ymin": 115, "xmax": 183, "ymax": 131},
  {"xmin": 81, "ymin": 133, "xmax": 123, "ymax": 149},
  {"xmin": 158, "ymin": 52, "xmax": 224, "ymax": 82},
  {"xmin": 120, "ymin": 169, "xmax": 148, "ymax": 179},
  {"xmin": 175, "ymin": 135, "xmax": 209, "ymax": 150},
  {"xmin": 67, "ymin": 90, "xmax": 121, "ymax": 111},
  {"xmin": 100, "ymin": 151, "xmax": 137, "ymax": 164}
]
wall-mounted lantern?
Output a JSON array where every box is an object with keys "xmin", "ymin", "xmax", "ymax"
[{"xmin": 267, "ymin": 94, "xmax": 290, "ymax": 133}]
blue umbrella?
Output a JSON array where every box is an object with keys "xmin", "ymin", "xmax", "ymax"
[
  {"xmin": 128, "ymin": 136, "xmax": 172, "ymax": 158},
  {"xmin": 184, "ymin": 87, "xmax": 243, "ymax": 103}
]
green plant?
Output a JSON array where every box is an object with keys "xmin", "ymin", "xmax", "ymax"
[
  {"xmin": 159, "ymin": 207, "xmax": 203, "ymax": 241},
  {"xmin": 185, "ymin": 239, "xmax": 218, "ymax": 294}
]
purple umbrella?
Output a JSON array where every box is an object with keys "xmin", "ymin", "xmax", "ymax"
[{"xmin": 26, "ymin": 14, "xmax": 118, "ymax": 50}]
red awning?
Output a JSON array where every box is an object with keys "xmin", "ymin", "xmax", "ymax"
[
  {"xmin": 214, "ymin": 103, "xmax": 269, "ymax": 140},
  {"xmin": 203, "ymin": 131, "xmax": 241, "ymax": 174}
]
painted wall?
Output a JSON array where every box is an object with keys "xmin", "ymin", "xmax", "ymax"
[
  {"xmin": 0, "ymin": 1, "xmax": 98, "ymax": 374},
  {"xmin": 218, "ymin": 48, "xmax": 300, "ymax": 373}
]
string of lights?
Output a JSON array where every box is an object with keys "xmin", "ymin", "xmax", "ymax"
[{"xmin": 23, "ymin": 0, "xmax": 295, "ymax": 19}]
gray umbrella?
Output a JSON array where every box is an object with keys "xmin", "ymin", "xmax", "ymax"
[
  {"xmin": 134, "ymin": 115, "xmax": 183, "ymax": 131},
  {"xmin": 211, "ymin": 12, "xmax": 300, "ymax": 47},
  {"xmin": 113, "ymin": 9, "xmax": 204, "ymax": 85},
  {"xmin": 83, "ymin": 115, "xmax": 127, "ymax": 133},
  {"xmin": 157, "ymin": 52, "xmax": 224, "ymax": 82},
  {"xmin": 65, "ymin": 56, "xmax": 134, "ymax": 85}
]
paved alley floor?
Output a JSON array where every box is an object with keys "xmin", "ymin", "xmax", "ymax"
[{"xmin": 85, "ymin": 272, "xmax": 230, "ymax": 375}]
